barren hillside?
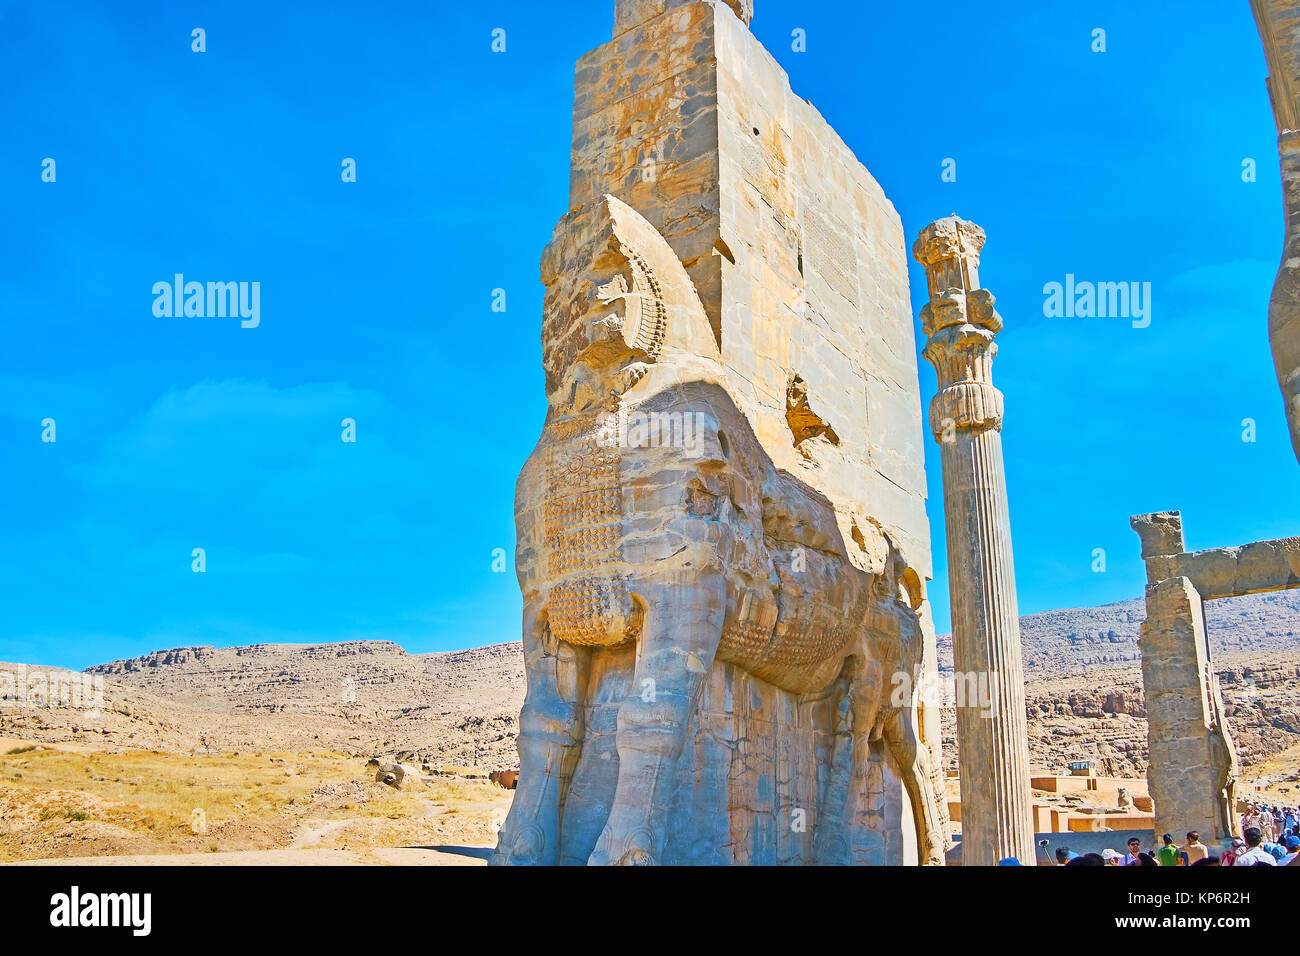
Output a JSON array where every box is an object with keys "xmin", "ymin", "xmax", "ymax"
[
  {"xmin": 938, "ymin": 590, "xmax": 1300, "ymax": 676},
  {"xmin": 3, "ymin": 642, "xmax": 526, "ymax": 768},
  {"xmin": 937, "ymin": 590, "xmax": 1300, "ymax": 775},
  {"xmin": 3, "ymin": 590, "xmax": 1297, "ymax": 779}
]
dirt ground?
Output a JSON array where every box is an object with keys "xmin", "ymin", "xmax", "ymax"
[
  {"xmin": 1237, "ymin": 740, "xmax": 1300, "ymax": 805},
  {"xmin": 0, "ymin": 736, "xmax": 509, "ymax": 866},
  {"xmin": 5, "ymin": 731, "xmax": 1294, "ymax": 865}
]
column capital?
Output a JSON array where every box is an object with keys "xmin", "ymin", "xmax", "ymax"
[
  {"xmin": 913, "ymin": 215, "xmax": 985, "ymax": 301},
  {"xmin": 916, "ymin": 217, "xmax": 1005, "ymax": 439},
  {"xmin": 1130, "ymin": 511, "xmax": 1185, "ymax": 560},
  {"xmin": 1130, "ymin": 510, "xmax": 1188, "ymax": 587}
]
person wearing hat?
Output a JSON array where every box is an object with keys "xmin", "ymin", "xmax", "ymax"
[
  {"xmin": 1054, "ymin": 847, "xmax": 1078, "ymax": 866},
  {"xmin": 1243, "ymin": 805, "xmax": 1262, "ymax": 835},
  {"xmin": 1101, "ymin": 848, "xmax": 1123, "ymax": 865},
  {"xmin": 1281, "ymin": 835, "xmax": 1300, "ymax": 865},
  {"xmin": 997, "ymin": 856, "xmax": 1022, "ymax": 866},
  {"xmin": 1156, "ymin": 833, "xmax": 1181, "ymax": 867},
  {"xmin": 1235, "ymin": 826, "xmax": 1277, "ymax": 866},
  {"xmin": 1261, "ymin": 806, "xmax": 1278, "ymax": 843}
]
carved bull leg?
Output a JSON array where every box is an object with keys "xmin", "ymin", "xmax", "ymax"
[
  {"xmin": 827, "ymin": 644, "xmax": 944, "ymax": 866},
  {"xmin": 832, "ymin": 656, "xmax": 886, "ymax": 863},
  {"xmin": 881, "ymin": 706, "xmax": 947, "ymax": 866},
  {"xmin": 492, "ymin": 600, "xmax": 588, "ymax": 865},
  {"xmin": 588, "ymin": 572, "xmax": 725, "ymax": 866},
  {"xmin": 1218, "ymin": 782, "xmax": 1234, "ymax": 841},
  {"xmin": 811, "ymin": 669, "xmax": 857, "ymax": 864},
  {"xmin": 1210, "ymin": 724, "xmax": 1240, "ymax": 840}
]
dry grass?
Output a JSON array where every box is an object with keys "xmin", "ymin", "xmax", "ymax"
[
  {"xmin": 0, "ymin": 743, "xmax": 511, "ymax": 862},
  {"xmin": 3, "ymin": 747, "xmax": 338, "ymax": 823}
]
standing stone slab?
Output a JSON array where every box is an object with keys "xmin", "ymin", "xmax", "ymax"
[
  {"xmin": 1131, "ymin": 511, "xmax": 1239, "ymax": 843},
  {"xmin": 1137, "ymin": 577, "xmax": 1236, "ymax": 842}
]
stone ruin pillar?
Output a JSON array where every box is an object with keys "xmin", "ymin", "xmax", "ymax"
[
  {"xmin": 915, "ymin": 216, "xmax": 1035, "ymax": 866},
  {"xmin": 1130, "ymin": 511, "xmax": 1241, "ymax": 843},
  {"xmin": 1250, "ymin": 0, "xmax": 1300, "ymax": 464}
]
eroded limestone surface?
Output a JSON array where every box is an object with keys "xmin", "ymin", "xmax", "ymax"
[{"xmin": 1250, "ymin": 0, "xmax": 1300, "ymax": 463}]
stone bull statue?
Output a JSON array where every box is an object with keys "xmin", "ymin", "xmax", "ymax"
[{"xmin": 492, "ymin": 195, "xmax": 945, "ymax": 866}]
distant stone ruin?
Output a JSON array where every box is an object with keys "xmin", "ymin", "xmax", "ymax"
[{"xmin": 1131, "ymin": 511, "xmax": 1300, "ymax": 841}]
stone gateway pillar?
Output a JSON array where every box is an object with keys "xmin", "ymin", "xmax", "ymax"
[
  {"xmin": 915, "ymin": 217, "xmax": 1035, "ymax": 866},
  {"xmin": 1126, "ymin": 511, "xmax": 1300, "ymax": 843},
  {"xmin": 492, "ymin": 0, "xmax": 949, "ymax": 866}
]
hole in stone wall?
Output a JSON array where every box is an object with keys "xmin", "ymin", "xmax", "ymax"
[
  {"xmin": 850, "ymin": 521, "xmax": 867, "ymax": 553},
  {"xmin": 786, "ymin": 373, "xmax": 840, "ymax": 459},
  {"xmin": 900, "ymin": 568, "xmax": 923, "ymax": 611}
]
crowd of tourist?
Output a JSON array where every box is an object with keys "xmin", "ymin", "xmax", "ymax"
[
  {"xmin": 1006, "ymin": 809, "xmax": 1300, "ymax": 866},
  {"xmin": 1241, "ymin": 804, "xmax": 1297, "ymax": 843}
]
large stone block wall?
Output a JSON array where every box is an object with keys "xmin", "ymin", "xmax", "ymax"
[{"xmin": 568, "ymin": 1, "xmax": 930, "ymax": 575}]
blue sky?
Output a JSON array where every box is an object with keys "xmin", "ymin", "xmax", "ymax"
[{"xmin": 2, "ymin": 0, "xmax": 1296, "ymax": 670}]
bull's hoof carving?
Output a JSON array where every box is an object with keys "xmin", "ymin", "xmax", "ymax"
[
  {"xmin": 507, "ymin": 824, "xmax": 547, "ymax": 865},
  {"xmin": 589, "ymin": 824, "xmax": 657, "ymax": 867}
]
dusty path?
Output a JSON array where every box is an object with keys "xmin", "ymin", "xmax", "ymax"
[{"xmin": 290, "ymin": 818, "xmax": 353, "ymax": 849}]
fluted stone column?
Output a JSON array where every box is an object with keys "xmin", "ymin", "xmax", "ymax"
[{"xmin": 915, "ymin": 217, "xmax": 1034, "ymax": 867}]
